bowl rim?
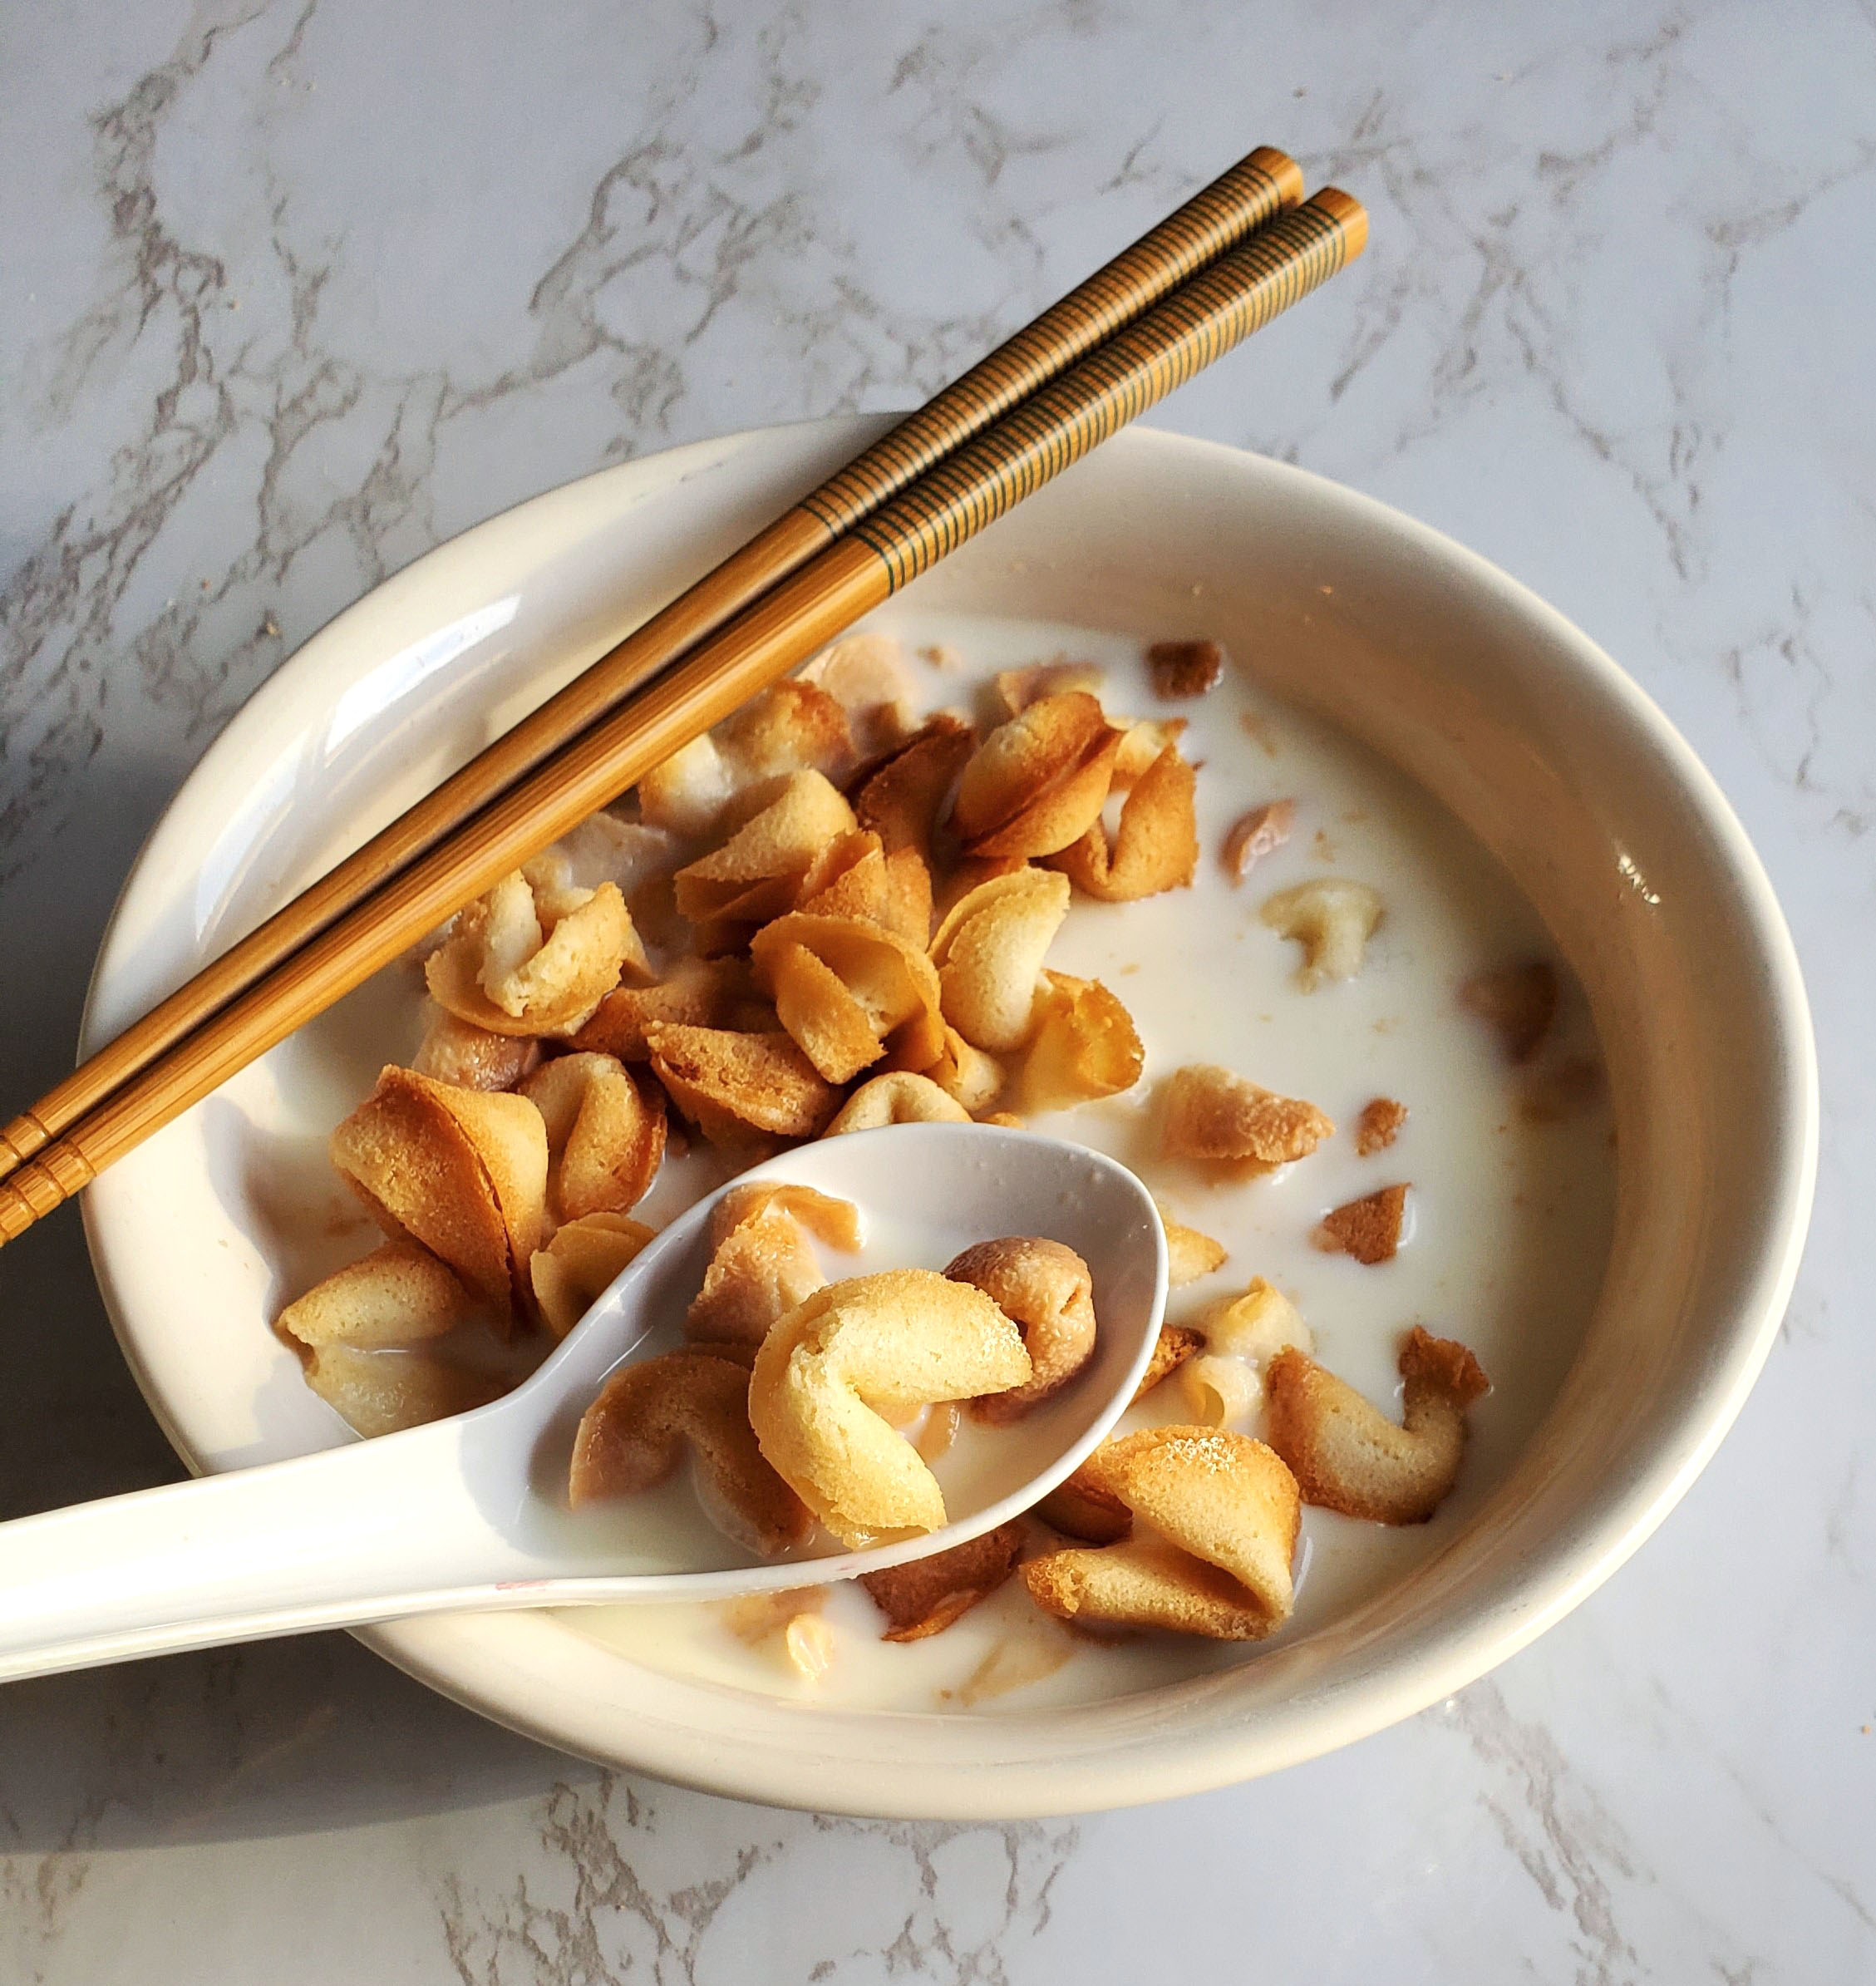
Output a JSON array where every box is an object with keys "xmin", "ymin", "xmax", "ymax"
[{"xmin": 81, "ymin": 416, "xmax": 1817, "ymax": 1817}]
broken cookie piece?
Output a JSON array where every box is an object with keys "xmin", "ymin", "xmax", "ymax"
[
  {"xmin": 1313, "ymin": 1184, "xmax": 1410, "ymax": 1264},
  {"xmin": 1131, "ymin": 1322, "xmax": 1207, "ymax": 1403},
  {"xmin": 1160, "ymin": 1063, "xmax": 1333, "ymax": 1172},
  {"xmin": 993, "ymin": 659, "xmax": 1105, "ymax": 717},
  {"xmin": 1222, "ymin": 798, "xmax": 1295, "ymax": 882},
  {"xmin": 1158, "ymin": 1207, "xmax": 1228, "ymax": 1285},
  {"xmin": 1260, "ymin": 878, "xmax": 1383, "ymax": 989},
  {"xmin": 859, "ymin": 1520, "xmax": 1027, "ymax": 1641}
]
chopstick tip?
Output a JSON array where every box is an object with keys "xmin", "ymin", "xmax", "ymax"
[
  {"xmin": 1248, "ymin": 145, "xmax": 1306, "ymax": 207},
  {"xmin": 1308, "ymin": 186, "xmax": 1370, "ymax": 261}
]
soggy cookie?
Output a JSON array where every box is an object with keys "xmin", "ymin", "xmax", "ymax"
[
  {"xmin": 747, "ymin": 1269, "xmax": 1032, "ymax": 1545},
  {"xmin": 943, "ymin": 1236, "xmax": 1098, "ymax": 1423}
]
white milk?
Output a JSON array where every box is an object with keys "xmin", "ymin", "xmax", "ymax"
[{"xmin": 568, "ymin": 611, "xmax": 1617, "ymax": 1712}]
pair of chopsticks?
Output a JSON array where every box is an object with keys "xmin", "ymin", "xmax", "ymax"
[{"xmin": 0, "ymin": 148, "xmax": 1365, "ymax": 1244}]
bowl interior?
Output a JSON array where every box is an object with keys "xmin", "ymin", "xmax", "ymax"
[{"xmin": 81, "ymin": 418, "xmax": 1814, "ymax": 1816}]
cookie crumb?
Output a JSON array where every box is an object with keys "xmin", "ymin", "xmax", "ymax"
[
  {"xmin": 1355, "ymin": 1096, "xmax": 1408, "ymax": 1155},
  {"xmin": 1147, "ymin": 638, "xmax": 1225, "ymax": 698},
  {"xmin": 1222, "ymin": 799, "xmax": 1295, "ymax": 881}
]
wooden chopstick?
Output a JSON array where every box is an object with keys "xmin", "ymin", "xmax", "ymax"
[
  {"xmin": 0, "ymin": 186, "xmax": 1366, "ymax": 1245},
  {"xmin": 0, "ymin": 146, "xmax": 1304, "ymax": 1185}
]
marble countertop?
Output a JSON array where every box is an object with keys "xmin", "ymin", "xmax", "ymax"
[{"xmin": 2, "ymin": 2, "xmax": 1870, "ymax": 1979}]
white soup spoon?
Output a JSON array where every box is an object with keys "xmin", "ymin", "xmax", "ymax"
[{"xmin": 0, "ymin": 1125, "xmax": 1165, "ymax": 1680}]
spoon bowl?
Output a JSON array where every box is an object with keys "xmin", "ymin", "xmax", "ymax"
[{"xmin": 0, "ymin": 1125, "xmax": 1164, "ymax": 1682}]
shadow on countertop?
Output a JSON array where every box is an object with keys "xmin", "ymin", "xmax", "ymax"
[{"xmin": 0, "ymin": 753, "xmax": 597, "ymax": 1852}]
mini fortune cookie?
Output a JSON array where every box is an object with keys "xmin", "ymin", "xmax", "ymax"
[
  {"xmin": 410, "ymin": 1012, "xmax": 542, "ymax": 1092},
  {"xmin": 853, "ymin": 714, "xmax": 977, "ymax": 867},
  {"xmin": 714, "ymin": 678, "xmax": 854, "ymax": 788},
  {"xmin": 687, "ymin": 1183, "xmax": 861, "ymax": 1350},
  {"xmin": 748, "ymin": 1270, "xmax": 1032, "ymax": 1545},
  {"xmin": 672, "ymin": 770, "xmax": 857, "ymax": 926},
  {"xmin": 330, "ymin": 1066, "xmax": 549, "ymax": 1326},
  {"xmin": 276, "ymin": 1239, "xmax": 478, "ymax": 1351},
  {"xmin": 571, "ymin": 956, "xmax": 766, "ymax": 1062},
  {"xmin": 921, "ymin": 1027, "xmax": 1007, "ymax": 1114},
  {"xmin": 790, "ymin": 832, "xmax": 933, "ymax": 948},
  {"xmin": 569, "ymin": 1349, "xmax": 813, "ymax": 1557},
  {"xmin": 795, "ymin": 633, "xmax": 917, "ymax": 757},
  {"xmin": 992, "ymin": 659, "xmax": 1105, "ymax": 717},
  {"xmin": 1024, "ymin": 1427, "xmax": 1301, "ymax": 1641},
  {"xmin": 637, "ymin": 683, "xmax": 853, "ymax": 836},
  {"xmin": 750, "ymin": 910, "xmax": 946, "ymax": 1084},
  {"xmin": 823, "ymin": 1072, "xmax": 971, "ymax": 1136},
  {"xmin": 928, "ymin": 868, "xmax": 1071, "ymax": 1054},
  {"xmin": 943, "ymin": 1236, "xmax": 1097, "ymax": 1423},
  {"xmin": 1265, "ymin": 1327, "xmax": 1489, "ymax": 1525},
  {"xmin": 529, "ymin": 1212, "xmax": 656, "ymax": 1340},
  {"xmin": 1047, "ymin": 742, "xmax": 1199, "ymax": 903},
  {"xmin": 426, "ymin": 870, "xmax": 647, "ymax": 1037},
  {"xmin": 643, "ymin": 1024, "xmax": 842, "ymax": 1146},
  {"xmin": 949, "ymin": 691, "xmax": 1122, "ymax": 860},
  {"xmin": 296, "ymin": 1344, "xmax": 503, "ymax": 1440},
  {"xmin": 519, "ymin": 1052, "xmax": 667, "ymax": 1221},
  {"xmin": 635, "ymin": 732, "xmax": 739, "ymax": 837},
  {"xmin": 1202, "ymin": 1277, "xmax": 1311, "ymax": 1362},
  {"xmin": 1017, "ymin": 971, "xmax": 1143, "ymax": 1114}
]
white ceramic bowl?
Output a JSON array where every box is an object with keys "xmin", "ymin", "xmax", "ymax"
[{"xmin": 81, "ymin": 418, "xmax": 1815, "ymax": 1818}]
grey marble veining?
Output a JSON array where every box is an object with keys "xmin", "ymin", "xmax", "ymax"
[{"xmin": 1, "ymin": 1, "xmax": 1871, "ymax": 1979}]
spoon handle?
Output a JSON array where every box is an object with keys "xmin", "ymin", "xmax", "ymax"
[{"xmin": 0, "ymin": 1412, "xmax": 534, "ymax": 1682}]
